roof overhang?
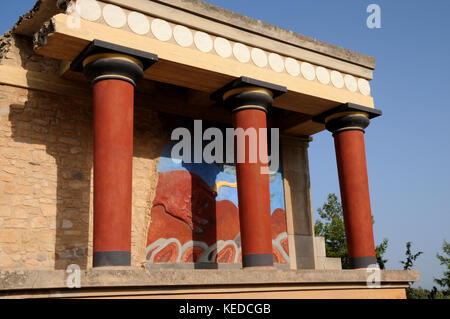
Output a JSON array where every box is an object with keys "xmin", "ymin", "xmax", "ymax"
[{"xmin": 10, "ymin": 0, "xmax": 379, "ymax": 136}]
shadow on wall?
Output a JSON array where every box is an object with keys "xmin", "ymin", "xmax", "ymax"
[
  {"xmin": 8, "ymin": 91, "xmax": 93, "ymax": 270},
  {"xmin": 6, "ymin": 36, "xmax": 162, "ymax": 270}
]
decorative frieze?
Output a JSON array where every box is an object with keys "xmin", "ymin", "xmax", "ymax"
[{"xmin": 68, "ymin": 0, "xmax": 372, "ymax": 97}]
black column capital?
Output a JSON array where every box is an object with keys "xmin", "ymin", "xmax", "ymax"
[
  {"xmin": 71, "ymin": 39, "xmax": 158, "ymax": 86},
  {"xmin": 211, "ymin": 76, "xmax": 287, "ymax": 113},
  {"xmin": 313, "ymin": 102, "xmax": 382, "ymax": 134}
]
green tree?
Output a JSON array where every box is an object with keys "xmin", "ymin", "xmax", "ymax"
[
  {"xmin": 400, "ymin": 241, "xmax": 423, "ymax": 270},
  {"xmin": 400, "ymin": 241, "xmax": 424, "ymax": 299},
  {"xmin": 406, "ymin": 287, "xmax": 432, "ymax": 299},
  {"xmin": 376, "ymin": 238, "xmax": 389, "ymax": 270},
  {"xmin": 434, "ymin": 240, "xmax": 450, "ymax": 295},
  {"xmin": 314, "ymin": 193, "xmax": 388, "ymax": 269},
  {"xmin": 429, "ymin": 286, "xmax": 450, "ymax": 299},
  {"xmin": 402, "ymin": 241, "xmax": 450, "ymax": 299},
  {"xmin": 314, "ymin": 193, "xmax": 349, "ymax": 267}
]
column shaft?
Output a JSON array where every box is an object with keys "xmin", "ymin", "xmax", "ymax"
[
  {"xmin": 211, "ymin": 77, "xmax": 287, "ymax": 268},
  {"xmin": 314, "ymin": 104, "xmax": 382, "ymax": 269},
  {"xmin": 93, "ymin": 79, "xmax": 134, "ymax": 266},
  {"xmin": 232, "ymin": 109, "xmax": 273, "ymax": 267},
  {"xmin": 334, "ymin": 129, "xmax": 376, "ymax": 268}
]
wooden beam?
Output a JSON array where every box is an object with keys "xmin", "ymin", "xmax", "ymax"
[
  {"xmin": 0, "ymin": 64, "xmax": 232, "ymax": 125},
  {"xmin": 0, "ymin": 64, "xmax": 91, "ymax": 98},
  {"xmin": 35, "ymin": 14, "xmax": 374, "ymax": 117},
  {"xmin": 283, "ymin": 119, "xmax": 325, "ymax": 136},
  {"xmin": 0, "ymin": 64, "xmax": 325, "ymax": 135}
]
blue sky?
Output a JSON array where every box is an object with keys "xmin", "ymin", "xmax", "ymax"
[{"xmin": 1, "ymin": 1, "xmax": 449, "ymax": 289}]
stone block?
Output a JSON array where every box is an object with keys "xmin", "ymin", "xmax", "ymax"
[
  {"xmin": 0, "ymin": 229, "xmax": 20, "ymax": 243},
  {"xmin": 30, "ymin": 217, "xmax": 48, "ymax": 228},
  {"xmin": 314, "ymin": 236, "xmax": 326, "ymax": 257},
  {"xmin": 40, "ymin": 204, "xmax": 57, "ymax": 218},
  {"xmin": 0, "ymin": 206, "xmax": 11, "ymax": 217},
  {"xmin": 3, "ymin": 219, "xmax": 29, "ymax": 228},
  {"xmin": 324, "ymin": 258, "xmax": 342, "ymax": 270}
]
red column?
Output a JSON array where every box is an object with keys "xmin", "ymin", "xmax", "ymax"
[
  {"xmin": 319, "ymin": 107, "xmax": 381, "ymax": 269},
  {"xmin": 92, "ymin": 79, "xmax": 134, "ymax": 266},
  {"xmin": 333, "ymin": 129, "xmax": 376, "ymax": 268},
  {"xmin": 71, "ymin": 40, "xmax": 157, "ymax": 267},
  {"xmin": 232, "ymin": 108, "xmax": 273, "ymax": 268},
  {"xmin": 212, "ymin": 77, "xmax": 286, "ymax": 268}
]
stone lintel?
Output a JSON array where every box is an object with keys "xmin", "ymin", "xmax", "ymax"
[{"xmin": 0, "ymin": 269, "xmax": 419, "ymax": 293}]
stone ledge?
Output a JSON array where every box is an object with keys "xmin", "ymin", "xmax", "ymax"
[{"xmin": 0, "ymin": 268, "xmax": 420, "ymax": 292}]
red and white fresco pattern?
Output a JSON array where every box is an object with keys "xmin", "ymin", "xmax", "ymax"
[{"xmin": 145, "ymin": 170, "xmax": 289, "ymax": 264}]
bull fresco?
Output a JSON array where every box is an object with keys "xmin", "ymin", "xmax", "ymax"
[{"xmin": 145, "ymin": 123, "xmax": 289, "ymax": 265}]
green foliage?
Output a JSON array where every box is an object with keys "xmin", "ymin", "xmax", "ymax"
[
  {"xmin": 376, "ymin": 238, "xmax": 389, "ymax": 270},
  {"xmin": 314, "ymin": 193, "xmax": 388, "ymax": 269},
  {"xmin": 400, "ymin": 241, "xmax": 423, "ymax": 270},
  {"xmin": 406, "ymin": 287, "xmax": 432, "ymax": 299},
  {"xmin": 434, "ymin": 240, "xmax": 450, "ymax": 294},
  {"xmin": 406, "ymin": 286, "xmax": 450, "ymax": 299},
  {"xmin": 314, "ymin": 193, "xmax": 349, "ymax": 268},
  {"xmin": 406, "ymin": 240, "xmax": 450, "ymax": 299}
]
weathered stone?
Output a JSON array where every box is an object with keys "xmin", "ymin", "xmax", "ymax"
[
  {"xmin": 16, "ymin": 185, "xmax": 33, "ymax": 195},
  {"xmin": 62, "ymin": 220, "xmax": 73, "ymax": 229},
  {"xmin": 0, "ymin": 268, "xmax": 420, "ymax": 296},
  {"xmin": 63, "ymin": 230, "xmax": 81, "ymax": 236},
  {"xmin": 2, "ymin": 244, "xmax": 21, "ymax": 254},
  {"xmin": 58, "ymin": 137, "xmax": 80, "ymax": 146},
  {"xmin": 40, "ymin": 204, "xmax": 56, "ymax": 217},
  {"xmin": 68, "ymin": 180, "xmax": 85, "ymax": 190},
  {"xmin": 0, "ymin": 230, "xmax": 19, "ymax": 243},
  {"xmin": 0, "ymin": 173, "xmax": 13, "ymax": 183},
  {"xmin": 30, "ymin": 217, "xmax": 47, "ymax": 228},
  {"xmin": 70, "ymin": 147, "xmax": 82, "ymax": 154},
  {"xmin": 31, "ymin": 150, "xmax": 47, "ymax": 162},
  {"xmin": 25, "ymin": 243, "xmax": 39, "ymax": 253},
  {"xmin": 13, "ymin": 262, "xmax": 25, "ymax": 268},
  {"xmin": 23, "ymin": 199, "xmax": 40, "ymax": 207},
  {"xmin": 41, "ymin": 187, "xmax": 56, "ymax": 196},
  {"xmin": 3, "ymin": 219, "xmax": 28, "ymax": 228},
  {"xmin": 3, "ymin": 167, "xmax": 18, "ymax": 175},
  {"xmin": 2, "ymin": 184, "xmax": 15, "ymax": 195},
  {"xmin": 24, "ymin": 259, "xmax": 40, "ymax": 268},
  {"xmin": 11, "ymin": 207, "xmax": 28, "ymax": 218},
  {"xmin": 21, "ymin": 231, "xmax": 37, "ymax": 244},
  {"xmin": 38, "ymin": 198, "xmax": 54, "ymax": 204},
  {"xmin": 0, "ymin": 250, "xmax": 14, "ymax": 268},
  {"xmin": 0, "ymin": 206, "xmax": 11, "ymax": 217}
]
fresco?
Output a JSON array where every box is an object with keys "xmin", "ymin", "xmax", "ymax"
[{"xmin": 145, "ymin": 124, "xmax": 289, "ymax": 264}]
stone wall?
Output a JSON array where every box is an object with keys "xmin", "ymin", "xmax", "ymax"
[{"xmin": 0, "ymin": 35, "xmax": 164, "ymax": 270}]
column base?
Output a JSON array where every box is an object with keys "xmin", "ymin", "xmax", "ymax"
[
  {"xmin": 93, "ymin": 251, "xmax": 131, "ymax": 267},
  {"xmin": 349, "ymin": 256, "xmax": 377, "ymax": 269},
  {"xmin": 242, "ymin": 253, "xmax": 274, "ymax": 268}
]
